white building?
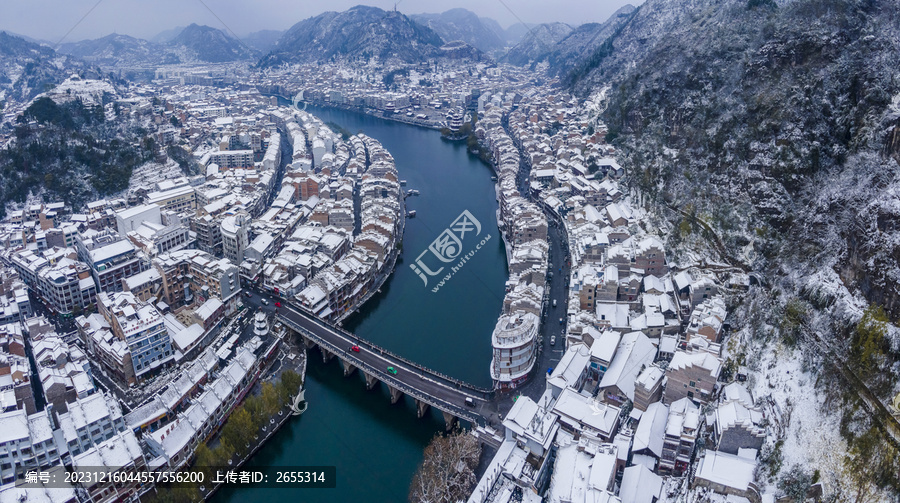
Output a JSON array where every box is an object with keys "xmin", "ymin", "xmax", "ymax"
[
  {"xmin": 490, "ymin": 312, "xmax": 539, "ymax": 389},
  {"xmin": 221, "ymin": 212, "xmax": 250, "ymax": 265},
  {"xmin": 0, "ymin": 392, "xmax": 126, "ymax": 485},
  {"xmin": 115, "ymin": 204, "xmax": 162, "ymax": 235}
]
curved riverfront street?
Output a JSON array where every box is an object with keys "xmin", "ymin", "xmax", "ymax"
[{"xmin": 214, "ymin": 103, "xmax": 510, "ymax": 503}]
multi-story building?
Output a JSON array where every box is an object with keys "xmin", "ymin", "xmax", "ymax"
[
  {"xmin": 632, "ymin": 401, "xmax": 669, "ymax": 469},
  {"xmin": 693, "ymin": 451, "xmax": 761, "ymax": 503},
  {"xmin": 287, "ymin": 172, "xmax": 322, "ymax": 200},
  {"xmin": 72, "ymin": 430, "xmax": 147, "ymax": 502},
  {"xmin": 192, "ymin": 213, "xmax": 224, "ymax": 257},
  {"xmin": 97, "ymin": 291, "xmax": 174, "ymax": 381},
  {"xmin": 686, "ymin": 296, "xmax": 727, "ymax": 344},
  {"xmin": 208, "ymin": 149, "xmax": 254, "ymax": 169},
  {"xmin": 664, "ymin": 350, "xmax": 723, "ymax": 405},
  {"xmin": 689, "ymin": 274, "xmax": 719, "ymax": 309},
  {"xmin": 0, "ymin": 323, "xmax": 35, "ymax": 413},
  {"xmin": 0, "ymin": 408, "xmax": 61, "ymax": 484},
  {"xmin": 597, "ymin": 331, "xmax": 656, "ymax": 407},
  {"xmin": 33, "ymin": 334, "xmax": 95, "ymax": 413},
  {"xmin": 490, "ymin": 311, "xmax": 539, "ymax": 389},
  {"xmin": 6, "ymin": 248, "xmax": 96, "ymax": 316},
  {"xmin": 0, "ymin": 392, "xmax": 126, "ymax": 485},
  {"xmin": 77, "ymin": 312, "xmax": 134, "ymax": 385},
  {"xmin": 262, "ymin": 132, "xmax": 280, "ymax": 171},
  {"xmin": 146, "ymin": 185, "xmax": 197, "ymax": 213},
  {"xmin": 75, "ymin": 229, "xmax": 146, "ymax": 294},
  {"xmin": 143, "ymin": 345, "xmax": 260, "ymax": 469},
  {"xmin": 633, "ymin": 365, "xmax": 665, "ymax": 412},
  {"xmin": 125, "ymin": 213, "xmax": 191, "ymax": 258},
  {"xmin": 659, "ymin": 397, "xmax": 702, "ymax": 475},
  {"xmin": 44, "ymin": 224, "xmax": 79, "ymax": 250},
  {"xmin": 0, "ymin": 284, "xmax": 31, "ymax": 326},
  {"xmin": 115, "ymin": 204, "xmax": 161, "ymax": 235},
  {"xmin": 57, "ymin": 392, "xmax": 128, "ymax": 461},
  {"xmin": 221, "ymin": 212, "xmax": 250, "ymax": 265},
  {"xmin": 713, "ymin": 383, "xmax": 765, "ymax": 455},
  {"xmin": 634, "ymin": 236, "xmax": 668, "ymax": 277},
  {"xmin": 571, "ymin": 265, "xmax": 600, "ymax": 311},
  {"xmin": 551, "ymin": 387, "xmax": 620, "ymax": 442},
  {"xmin": 587, "ymin": 329, "xmax": 621, "ymax": 379},
  {"xmin": 121, "ymin": 267, "xmax": 163, "ymax": 302},
  {"xmin": 296, "ymin": 249, "xmax": 376, "ymax": 322},
  {"xmin": 153, "ymin": 249, "xmax": 241, "ymax": 312}
]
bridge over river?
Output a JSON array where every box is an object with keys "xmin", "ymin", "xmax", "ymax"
[{"xmin": 275, "ymin": 299, "xmax": 498, "ymax": 431}]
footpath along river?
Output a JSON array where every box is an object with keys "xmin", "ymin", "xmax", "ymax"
[{"xmin": 213, "ymin": 103, "xmax": 507, "ymax": 502}]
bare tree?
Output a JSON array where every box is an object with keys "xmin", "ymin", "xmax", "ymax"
[{"xmin": 409, "ymin": 429, "xmax": 482, "ymax": 503}]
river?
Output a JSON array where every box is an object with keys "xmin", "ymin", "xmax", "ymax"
[{"xmin": 212, "ymin": 103, "xmax": 507, "ymax": 502}]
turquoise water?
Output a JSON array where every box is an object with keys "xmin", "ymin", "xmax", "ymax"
[{"xmin": 213, "ymin": 104, "xmax": 506, "ymax": 502}]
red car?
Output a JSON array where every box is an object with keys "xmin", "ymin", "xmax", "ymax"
[
  {"xmin": 349, "ymin": 345, "xmax": 360, "ymax": 352},
  {"xmin": 275, "ymin": 302, "xmax": 281, "ymax": 307}
]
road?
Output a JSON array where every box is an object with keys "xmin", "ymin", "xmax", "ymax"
[
  {"xmin": 246, "ymin": 286, "xmax": 495, "ymax": 425},
  {"xmin": 486, "ymin": 109, "xmax": 571, "ymax": 414}
]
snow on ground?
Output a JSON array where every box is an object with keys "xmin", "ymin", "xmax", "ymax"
[
  {"xmin": 45, "ymin": 76, "xmax": 116, "ymax": 105},
  {"xmin": 583, "ymin": 85, "xmax": 611, "ymax": 122},
  {"xmin": 745, "ymin": 335, "xmax": 849, "ymax": 499}
]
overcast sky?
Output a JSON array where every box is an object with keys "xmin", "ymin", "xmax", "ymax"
[{"xmin": 0, "ymin": 0, "xmax": 641, "ymax": 44}]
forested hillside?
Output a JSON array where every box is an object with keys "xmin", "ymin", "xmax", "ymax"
[
  {"xmin": 2, "ymin": 97, "xmax": 154, "ymax": 216},
  {"xmin": 571, "ymin": 0, "xmax": 900, "ymax": 497}
]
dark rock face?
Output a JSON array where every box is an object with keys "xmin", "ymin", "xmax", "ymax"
[{"xmin": 568, "ymin": 0, "xmax": 900, "ymax": 318}]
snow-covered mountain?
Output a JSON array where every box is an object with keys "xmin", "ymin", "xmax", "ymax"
[
  {"xmin": 501, "ymin": 22, "xmax": 572, "ymax": 66},
  {"xmin": 241, "ymin": 29, "xmax": 285, "ymax": 53},
  {"xmin": 168, "ymin": 24, "xmax": 258, "ymax": 63},
  {"xmin": 563, "ymin": 0, "xmax": 900, "ymax": 495},
  {"xmin": 538, "ymin": 5, "xmax": 636, "ymax": 77},
  {"xmin": 0, "ymin": 31, "xmax": 87, "ymax": 104},
  {"xmin": 583, "ymin": 0, "xmax": 900, "ymax": 320},
  {"xmin": 57, "ymin": 25, "xmax": 257, "ymax": 69},
  {"xmin": 58, "ymin": 34, "xmax": 179, "ymax": 67},
  {"xmin": 259, "ymin": 6, "xmax": 445, "ymax": 67},
  {"xmin": 410, "ymin": 8, "xmax": 505, "ymax": 53},
  {"xmin": 573, "ymin": 3, "xmax": 900, "ymax": 482}
]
